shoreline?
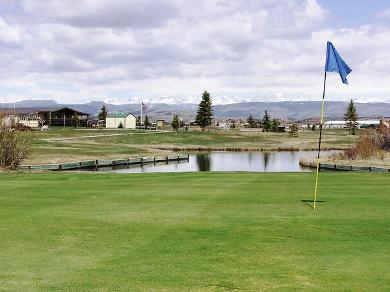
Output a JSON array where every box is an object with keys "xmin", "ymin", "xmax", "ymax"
[{"xmin": 156, "ymin": 146, "xmax": 345, "ymax": 152}]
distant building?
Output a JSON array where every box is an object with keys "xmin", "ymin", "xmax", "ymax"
[
  {"xmin": 322, "ymin": 121, "xmax": 346, "ymax": 129},
  {"xmin": 0, "ymin": 107, "xmax": 90, "ymax": 127},
  {"xmin": 156, "ymin": 119, "xmax": 165, "ymax": 130},
  {"xmin": 323, "ymin": 119, "xmax": 386, "ymax": 129},
  {"xmin": 106, "ymin": 112, "xmax": 136, "ymax": 129}
]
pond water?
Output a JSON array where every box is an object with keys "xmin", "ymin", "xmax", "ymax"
[{"xmin": 101, "ymin": 151, "xmax": 320, "ymax": 173}]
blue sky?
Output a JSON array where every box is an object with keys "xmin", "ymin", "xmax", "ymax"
[
  {"xmin": 0, "ymin": 0, "xmax": 390, "ymax": 104},
  {"xmin": 319, "ymin": 0, "xmax": 390, "ymax": 27}
]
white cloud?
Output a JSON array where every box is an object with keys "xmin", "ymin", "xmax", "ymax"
[{"xmin": 0, "ymin": 1, "xmax": 389, "ymax": 103}]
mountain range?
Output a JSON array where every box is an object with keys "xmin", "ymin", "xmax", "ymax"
[{"xmin": 1, "ymin": 100, "xmax": 390, "ymax": 121}]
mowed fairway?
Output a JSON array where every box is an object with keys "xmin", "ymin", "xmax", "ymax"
[{"xmin": 0, "ymin": 172, "xmax": 389, "ymax": 290}]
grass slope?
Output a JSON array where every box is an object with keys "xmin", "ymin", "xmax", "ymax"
[
  {"xmin": 27, "ymin": 127, "xmax": 357, "ymax": 164},
  {"xmin": 1, "ymin": 172, "xmax": 389, "ymax": 290}
]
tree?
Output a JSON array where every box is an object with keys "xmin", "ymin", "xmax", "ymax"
[
  {"xmin": 247, "ymin": 114, "xmax": 256, "ymax": 128},
  {"xmin": 136, "ymin": 115, "xmax": 141, "ymax": 126},
  {"xmin": 311, "ymin": 124, "xmax": 316, "ymax": 131},
  {"xmin": 195, "ymin": 90, "xmax": 213, "ymax": 131},
  {"xmin": 344, "ymin": 99, "xmax": 358, "ymax": 135},
  {"xmin": 144, "ymin": 115, "xmax": 150, "ymax": 129},
  {"xmin": 261, "ymin": 110, "xmax": 271, "ymax": 132},
  {"xmin": 172, "ymin": 115, "xmax": 180, "ymax": 132},
  {"xmin": 270, "ymin": 119, "xmax": 280, "ymax": 132},
  {"xmin": 118, "ymin": 121, "xmax": 124, "ymax": 128},
  {"xmin": 98, "ymin": 105, "xmax": 108, "ymax": 121},
  {"xmin": 289, "ymin": 123, "xmax": 299, "ymax": 137}
]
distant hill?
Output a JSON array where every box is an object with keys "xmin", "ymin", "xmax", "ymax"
[{"xmin": 1, "ymin": 100, "xmax": 390, "ymax": 121}]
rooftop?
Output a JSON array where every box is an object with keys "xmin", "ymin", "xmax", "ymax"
[{"xmin": 107, "ymin": 112, "xmax": 134, "ymax": 118}]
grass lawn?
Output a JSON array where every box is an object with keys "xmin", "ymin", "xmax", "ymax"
[
  {"xmin": 1, "ymin": 172, "xmax": 389, "ymax": 290},
  {"xmin": 27, "ymin": 127, "xmax": 357, "ymax": 164}
]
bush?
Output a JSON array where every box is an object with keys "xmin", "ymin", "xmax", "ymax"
[
  {"xmin": 0, "ymin": 118, "xmax": 32, "ymax": 170},
  {"xmin": 340, "ymin": 128, "xmax": 389, "ymax": 160},
  {"xmin": 118, "ymin": 122, "xmax": 124, "ymax": 128}
]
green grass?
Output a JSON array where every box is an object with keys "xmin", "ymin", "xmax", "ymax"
[
  {"xmin": 27, "ymin": 127, "xmax": 357, "ymax": 164},
  {"xmin": 1, "ymin": 172, "xmax": 389, "ymax": 290}
]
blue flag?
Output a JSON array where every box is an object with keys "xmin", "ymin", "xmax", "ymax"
[{"xmin": 325, "ymin": 41, "xmax": 352, "ymax": 84}]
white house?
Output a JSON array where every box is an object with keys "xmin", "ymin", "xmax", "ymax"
[{"xmin": 106, "ymin": 112, "xmax": 136, "ymax": 129}]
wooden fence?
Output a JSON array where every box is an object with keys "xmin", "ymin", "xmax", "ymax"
[
  {"xmin": 320, "ymin": 163, "xmax": 390, "ymax": 172},
  {"xmin": 20, "ymin": 154, "xmax": 190, "ymax": 171}
]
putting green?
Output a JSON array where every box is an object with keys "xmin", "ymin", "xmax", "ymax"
[{"xmin": 0, "ymin": 172, "xmax": 389, "ymax": 290}]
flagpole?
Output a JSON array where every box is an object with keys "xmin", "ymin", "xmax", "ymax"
[
  {"xmin": 140, "ymin": 102, "xmax": 143, "ymax": 125},
  {"xmin": 313, "ymin": 71, "xmax": 327, "ymax": 210}
]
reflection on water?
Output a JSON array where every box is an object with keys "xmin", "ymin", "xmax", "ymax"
[
  {"xmin": 108, "ymin": 151, "xmax": 321, "ymax": 173},
  {"xmin": 196, "ymin": 154, "xmax": 211, "ymax": 171}
]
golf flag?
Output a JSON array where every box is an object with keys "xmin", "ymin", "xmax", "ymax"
[
  {"xmin": 313, "ymin": 41, "xmax": 352, "ymax": 210},
  {"xmin": 325, "ymin": 41, "xmax": 352, "ymax": 84}
]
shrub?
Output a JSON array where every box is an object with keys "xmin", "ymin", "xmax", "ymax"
[
  {"xmin": 340, "ymin": 128, "xmax": 390, "ymax": 161},
  {"xmin": 118, "ymin": 122, "xmax": 124, "ymax": 128},
  {"xmin": 0, "ymin": 115, "xmax": 32, "ymax": 170}
]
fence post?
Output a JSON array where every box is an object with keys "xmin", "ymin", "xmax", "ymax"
[
  {"xmin": 140, "ymin": 157, "xmax": 143, "ymax": 166},
  {"xmin": 166, "ymin": 156, "xmax": 168, "ymax": 164},
  {"xmin": 154, "ymin": 157, "xmax": 156, "ymax": 165},
  {"xmin": 79, "ymin": 162, "xmax": 82, "ymax": 169},
  {"xmin": 59, "ymin": 164, "xmax": 62, "ymax": 171}
]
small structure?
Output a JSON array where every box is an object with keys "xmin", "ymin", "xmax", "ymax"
[
  {"xmin": 106, "ymin": 112, "xmax": 136, "ymax": 129},
  {"xmin": 156, "ymin": 119, "xmax": 165, "ymax": 130},
  {"xmin": 0, "ymin": 107, "xmax": 90, "ymax": 127}
]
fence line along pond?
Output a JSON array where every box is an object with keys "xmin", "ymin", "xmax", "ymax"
[{"xmin": 20, "ymin": 155, "xmax": 190, "ymax": 171}]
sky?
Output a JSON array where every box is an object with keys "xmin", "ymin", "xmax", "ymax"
[{"xmin": 0, "ymin": 0, "xmax": 390, "ymax": 104}]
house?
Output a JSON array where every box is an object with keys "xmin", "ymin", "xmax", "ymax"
[
  {"xmin": 0, "ymin": 107, "xmax": 90, "ymax": 127},
  {"xmin": 106, "ymin": 112, "xmax": 136, "ymax": 129}
]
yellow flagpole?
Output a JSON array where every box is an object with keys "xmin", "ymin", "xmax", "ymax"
[{"xmin": 313, "ymin": 71, "xmax": 327, "ymax": 210}]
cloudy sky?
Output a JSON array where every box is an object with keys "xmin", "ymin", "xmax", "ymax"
[{"xmin": 1, "ymin": 0, "xmax": 390, "ymax": 104}]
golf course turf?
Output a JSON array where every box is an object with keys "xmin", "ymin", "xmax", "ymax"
[{"xmin": 1, "ymin": 172, "xmax": 389, "ymax": 290}]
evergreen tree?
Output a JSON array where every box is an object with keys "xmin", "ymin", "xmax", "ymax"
[
  {"xmin": 118, "ymin": 121, "xmax": 124, "ymax": 128},
  {"xmin": 144, "ymin": 115, "xmax": 150, "ymax": 129},
  {"xmin": 344, "ymin": 99, "xmax": 358, "ymax": 135},
  {"xmin": 136, "ymin": 116, "xmax": 141, "ymax": 126},
  {"xmin": 98, "ymin": 105, "xmax": 108, "ymax": 121},
  {"xmin": 247, "ymin": 114, "xmax": 256, "ymax": 128},
  {"xmin": 195, "ymin": 91, "xmax": 213, "ymax": 131},
  {"xmin": 270, "ymin": 119, "xmax": 280, "ymax": 132},
  {"xmin": 289, "ymin": 123, "xmax": 299, "ymax": 137},
  {"xmin": 261, "ymin": 110, "xmax": 271, "ymax": 132},
  {"xmin": 172, "ymin": 115, "xmax": 180, "ymax": 132}
]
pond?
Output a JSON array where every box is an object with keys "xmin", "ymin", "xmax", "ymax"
[{"xmin": 100, "ymin": 151, "xmax": 321, "ymax": 173}]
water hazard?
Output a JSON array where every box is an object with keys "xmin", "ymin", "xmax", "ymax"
[{"xmin": 101, "ymin": 151, "xmax": 320, "ymax": 173}]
